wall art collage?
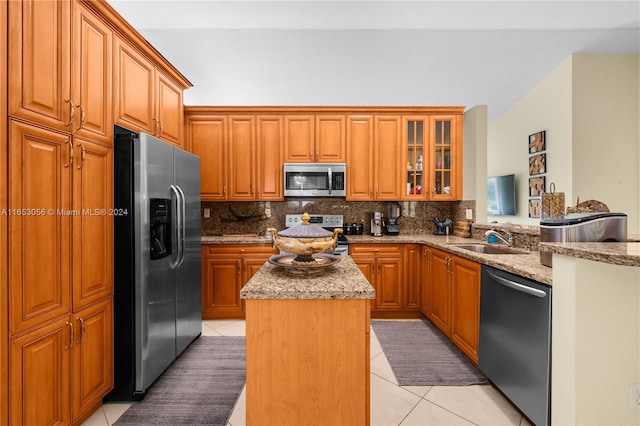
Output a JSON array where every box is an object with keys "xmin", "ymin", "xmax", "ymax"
[{"xmin": 528, "ymin": 130, "xmax": 546, "ymax": 218}]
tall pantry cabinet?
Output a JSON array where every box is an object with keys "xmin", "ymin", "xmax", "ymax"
[
  {"xmin": 2, "ymin": 1, "xmax": 191, "ymax": 425},
  {"xmin": 6, "ymin": 1, "xmax": 114, "ymax": 424}
]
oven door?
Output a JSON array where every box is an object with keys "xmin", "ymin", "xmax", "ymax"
[{"xmin": 283, "ymin": 163, "xmax": 346, "ymax": 197}]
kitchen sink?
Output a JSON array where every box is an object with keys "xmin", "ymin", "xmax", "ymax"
[{"xmin": 453, "ymin": 244, "xmax": 527, "ymax": 255}]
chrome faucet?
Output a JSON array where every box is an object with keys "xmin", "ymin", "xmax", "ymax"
[{"xmin": 485, "ymin": 229, "xmax": 515, "ymax": 247}]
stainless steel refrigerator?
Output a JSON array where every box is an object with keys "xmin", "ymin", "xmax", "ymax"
[{"xmin": 107, "ymin": 126, "xmax": 201, "ymax": 401}]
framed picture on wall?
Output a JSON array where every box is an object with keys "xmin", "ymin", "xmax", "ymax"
[
  {"xmin": 529, "ymin": 198, "xmax": 542, "ymax": 218},
  {"xmin": 529, "ymin": 176, "xmax": 545, "ymax": 197},
  {"xmin": 529, "ymin": 131, "xmax": 546, "ymax": 154},
  {"xmin": 529, "ymin": 153, "xmax": 546, "ymax": 175}
]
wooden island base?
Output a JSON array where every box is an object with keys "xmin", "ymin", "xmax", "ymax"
[{"xmin": 245, "ymin": 298, "xmax": 370, "ymax": 426}]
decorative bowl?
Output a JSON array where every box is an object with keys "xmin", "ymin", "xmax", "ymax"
[{"xmin": 266, "ymin": 213, "xmax": 343, "ymax": 263}]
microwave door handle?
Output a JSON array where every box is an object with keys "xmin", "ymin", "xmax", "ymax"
[{"xmin": 328, "ymin": 167, "xmax": 332, "ymax": 195}]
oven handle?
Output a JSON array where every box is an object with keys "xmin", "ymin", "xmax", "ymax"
[
  {"xmin": 328, "ymin": 167, "xmax": 332, "ymax": 195},
  {"xmin": 487, "ymin": 271, "xmax": 547, "ymax": 298}
]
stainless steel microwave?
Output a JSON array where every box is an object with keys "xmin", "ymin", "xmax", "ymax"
[{"xmin": 283, "ymin": 163, "xmax": 346, "ymax": 197}]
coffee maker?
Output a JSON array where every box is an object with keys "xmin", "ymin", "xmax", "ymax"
[
  {"xmin": 384, "ymin": 202, "xmax": 400, "ymax": 235},
  {"xmin": 370, "ymin": 212, "xmax": 383, "ymax": 237}
]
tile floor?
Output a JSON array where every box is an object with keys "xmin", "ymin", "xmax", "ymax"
[{"xmin": 83, "ymin": 319, "xmax": 533, "ymax": 426}]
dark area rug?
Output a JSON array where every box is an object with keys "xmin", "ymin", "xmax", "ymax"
[
  {"xmin": 114, "ymin": 336, "xmax": 246, "ymax": 425},
  {"xmin": 371, "ymin": 320, "xmax": 487, "ymax": 386}
]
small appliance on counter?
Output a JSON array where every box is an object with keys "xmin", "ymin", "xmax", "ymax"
[
  {"xmin": 384, "ymin": 202, "xmax": 401, "ymax": 235},
  {"xmin": 370, "ymin": 212, "xmax": 383, "ymax": 237},
  {"xmin": 539, "ymin": 212, "xmax": 627, "ymax": 267}
]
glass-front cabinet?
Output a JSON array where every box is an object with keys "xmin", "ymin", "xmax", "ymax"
[
  {"xmin": 404, "ymin": 117, "xmax": 426, "ymax": 198},
  {"xmin": 402, "ymin": 115, "xmax": 461, "ymax": 201}
]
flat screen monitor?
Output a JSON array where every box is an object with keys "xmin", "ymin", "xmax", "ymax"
[{"xmin": 487, "ymin": 174, "xmax": 516, "ymax": 216}]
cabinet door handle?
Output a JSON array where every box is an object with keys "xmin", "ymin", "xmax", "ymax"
[
  {"xmin": 369, "ymin": 187, "xmax": 373, "ymax": 197},
  {"xmin": 159, "ymin": 120, "xmax": 164, "ymax": 135},
  {"xmin": 76, "ymin": 104, "xmax": 85, "ymax": 130},
  {"xmin": 237, "ymin": 260, "xmax": 241, "ymax": 274},
  {"xmin": 64, "ymin": 139, "xmax": 73, "ymax": 168},
  {"xmin": 76, "ymin": 143, "xmax": 86, "ymax": 170},
  {"xmin": 65, "ymin": 321, "xmax": 74, "ymax": 350},
  {"xmin": 77, "ymin": 317, "xmax": 85, "ymax": 344},
  {"xmin": 64, "ymin": 99, "xmax": 75, "ymax": 128},
  {"xmin": 223, "ymin": 186, "xmax": 227, "ymax": 199}
]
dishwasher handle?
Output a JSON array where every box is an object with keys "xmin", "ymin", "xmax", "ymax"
[{"xmin": 486, "ymin": 270, "xmax": 547, "ymax": 298}]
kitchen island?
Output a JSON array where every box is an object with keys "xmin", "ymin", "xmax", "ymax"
[
  {"xmin": 240, "ymin": 256, "xmax": 375, "ymax": 426},
  {"xmin": 540, "ymin": 242, "xmax": 640, "ymax": 425}
]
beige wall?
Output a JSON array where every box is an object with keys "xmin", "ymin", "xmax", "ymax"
[
  {"xmin": 487, "ymin": 55, "xmax": 639, "ymax": 233},
  {"xmin": 463, "ymin": 105, "xmax": 488, "ymax": 223},
  {"xmin": 572, "ymin": 55, "xmax": 639, "ymax": 232},
  {"xmin": 487, "ymin": 56, "xmax": 573, "ymax": 225}
]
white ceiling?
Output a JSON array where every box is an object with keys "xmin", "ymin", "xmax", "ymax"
[{"xmin": 107, "ymin": 0, "xmax": 640, "ymax": 122}]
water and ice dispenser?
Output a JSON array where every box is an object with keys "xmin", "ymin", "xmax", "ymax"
[{"xmin": 150, "ymin": 199, "xmax": 171, "ymax": 260}]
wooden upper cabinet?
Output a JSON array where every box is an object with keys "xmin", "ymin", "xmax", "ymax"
[
  {"xmin": 8, "ymin": 0, "xmax": 112, "ymax": 145},
  {"xmin": 228, "ymin": 116, "xmax": 256, "ymax": 200},
  {"xmin": 284, "ymin": 115, "xmax": 314, "ymax": 162},
  {"xmin": 315, "ymin": 115, "xmax": 346, "ymax": 162},
  {"xmin": 71, "ymin": 138, "xmax": 113, "ymax": 310},
  {"xmin": 71, "ymin": 1, "xmax": 112, "ymax": 145},
  {"xmin": 8, "ymin": 0, "xmax": 71, "ymax": 132},
  {"xmin": 346, "ymin": 115, "xmax": 374, "ymax": 200},
  {"xmin": 256, "ymin": 116, "xmax": 284, "ymax": 200},
  {"xmin": 284, "ymin": 114, "xmax": 345, "ymax": 162},
  {"xmin": 402, "ymin": 114, "xmax": 463, "ymax": 201},
  {"xmin": 375, "ymin": 116, "xmax": 402, "ymax": 200},
  {"xmin": 429, "ymin": 115, "xmax": 462, "ymax": 201},
  {"xmin": 8, "ymin": 121, "xmax": 72, "ymax": 336},
  {"xmin": 156, "ymin": 73, "xmax": 184, "ymax": 146},
  {"xmin": 346, "ymin": 115, "xmax": 401, "ymax": 201},
  {"xmin": 114, "ymin": 37, "xmax": 155, "ymax": 135},
  {"xmin": 185, "ymin": 114, "xmax": 227, "ymax": 200},
  {"xmin": 115, "ymin": 36, "xmax": 185, "ymax": 146},
  {"xmin": 185, "ymin": 110, "xmax": 283, "ymax": 201}
]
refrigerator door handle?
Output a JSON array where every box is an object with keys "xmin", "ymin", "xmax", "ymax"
[
  {"xmin": 175, "ymin": 185, "xmax": 187, "ymax": 267},
  {"xmin": 170, "ymin": 185, "xmax": 183, "ymax": 269}
]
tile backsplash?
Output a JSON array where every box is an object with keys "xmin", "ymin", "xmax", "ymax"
[{"xmin": 201, "ymin": 199, "xmax": 476, "ymax": 236}]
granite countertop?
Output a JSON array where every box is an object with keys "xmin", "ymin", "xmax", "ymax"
[
  {"xmin": 240, "ymin": 255, "xmax": 375, "ymax": 300},
  {"xmin": 539, "ymin": 241, "xmax": 640, "ymax": 267},
  {"xmin": 203, "ymin": 233, "xmax": 553, "ymax": 285},
  {"xmin": 345, "ymin": 234, "xmax": 553, "ymax": 285},
  {"xmin": 201, "ymin": 235, "xmax": 272, "ymax": 245}
]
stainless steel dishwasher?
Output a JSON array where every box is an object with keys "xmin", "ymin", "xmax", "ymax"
[{"xmin": 479, "ymin": 265, "xmax": 551, "ymax": 426}]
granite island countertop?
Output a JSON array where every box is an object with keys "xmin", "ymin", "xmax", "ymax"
[
  {"xmin": 240, "ymin": 255, "xmax": 375, "ymax": 300},
  {"xmin": 539, "ymin": 241, "xmax": 640, "ymax": 267},
  {"xmin": 203, "ymin": 233, "xmax": 553, "ymax": 285}
]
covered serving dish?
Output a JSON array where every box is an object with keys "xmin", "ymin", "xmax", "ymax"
[{"xmin": 267, "ymin": 213, "xmax": 343, "ymax": 263}]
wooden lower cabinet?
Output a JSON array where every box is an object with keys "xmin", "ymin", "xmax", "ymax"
[
  {"xmin": 246, "ymin": 299, "xmax": 370, "ymax": 425},
  {"xmin": 427, "ymin": 247, "xmax": 480, "ymax": 363},
  {"xmin": 350, "ymin": 244, "xmax": 403, "ymax": 312},
  {"xmin": 420, "ymin": 245, "xmax": 431, "ymax": 316},
  {"xmin": 428, "ymin": 248, "xmax": 452, "ymax": 334},
  {"xmin": 403, "ymin": 244, "xmax": 421, "ymax": 310},
  {"xmin": 450, "ymin": 256, "xmax": 481, "ymax": 362},
  {"xmin": 201, "ymin": 244, "xmax": 277, "ymax": 319},
  {"xmin": 9, "ymin": 298, "xmax": 113, "ymax": 425}
]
